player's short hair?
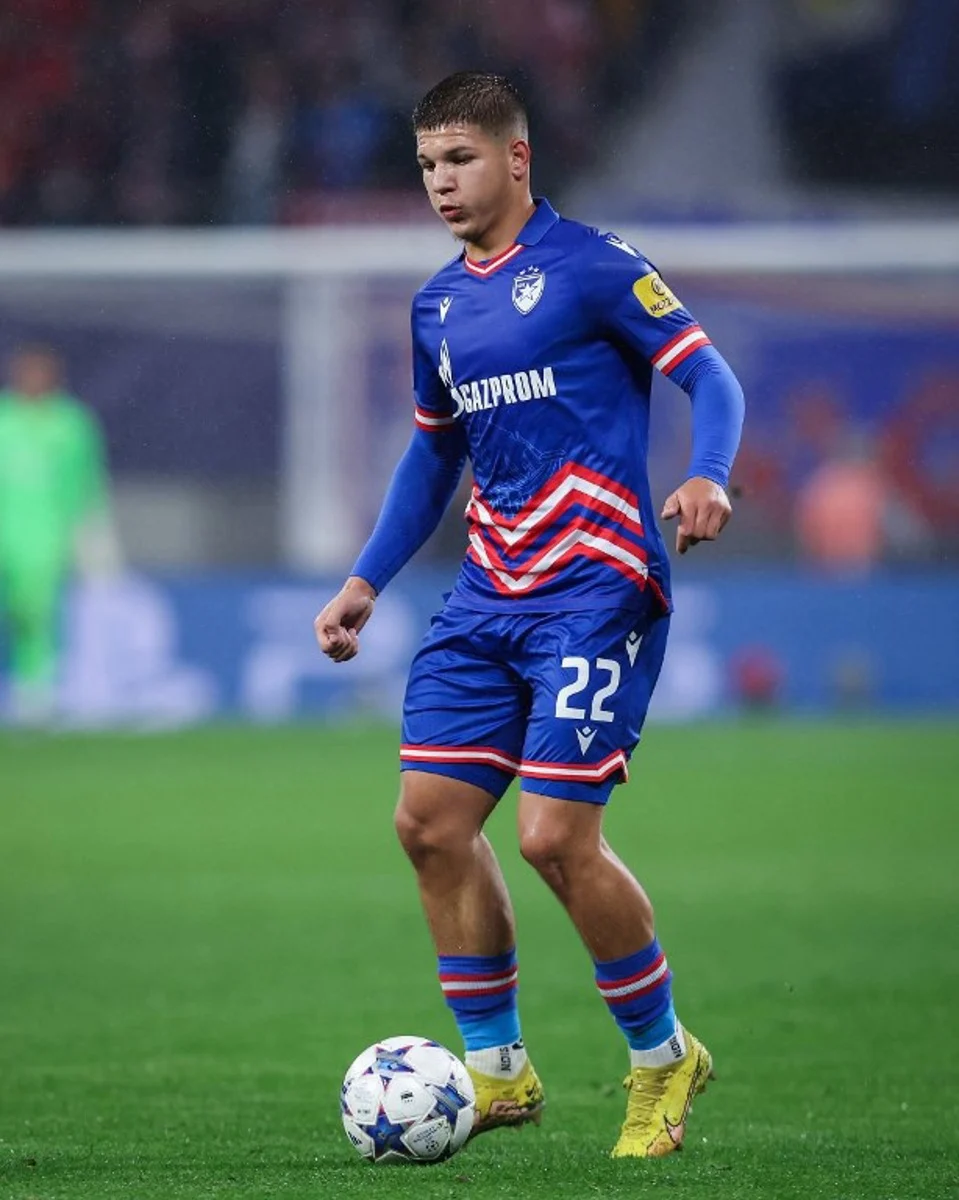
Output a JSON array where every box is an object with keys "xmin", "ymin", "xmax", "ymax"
[{"xmin": 413, "ymin": 72, "xmax": 528, "ymax": 141}]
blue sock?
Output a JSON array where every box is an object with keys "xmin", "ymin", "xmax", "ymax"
[
  {"xmin": 594, "ymin": 938, "xmax": 678, "ymax": 1051},
  {"xmin": 437, "ymin": 948, "xmax": 521, "ymax": 1051}
]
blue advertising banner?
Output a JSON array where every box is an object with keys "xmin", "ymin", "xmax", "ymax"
[{"xmin": 1, "ymin": 570, "xmax": 954, "ymax": 727}]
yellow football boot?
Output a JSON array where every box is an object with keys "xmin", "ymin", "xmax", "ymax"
[
  {"xmin": 467, "ymin": 1058, "xmax": 545, "ymax": 1137},
  {"xmin": 611, "ymin": 1028, "xmax": 714, "ymax": 1158}
]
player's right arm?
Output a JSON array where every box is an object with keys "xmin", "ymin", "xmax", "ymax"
[{"xmin": 315, "ymin": 300, "xmax": 467, "ymax": 664}]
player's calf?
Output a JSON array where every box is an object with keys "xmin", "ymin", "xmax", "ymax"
[{"xmin": 437, "ymin": 948, "xmax": 545, "ymax": 1137}]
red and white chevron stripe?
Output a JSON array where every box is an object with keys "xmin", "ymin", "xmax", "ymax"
[
  {"xmin": 467, "ymin": 462, "xmax": 644, "ymax": 549},
  {"xmin": 465, "ymin": 464, "xmax": 649, "ymax": 595},
  {"xmin": 469, "ymin": 526, "xmax": 648, "ymax": 594}
]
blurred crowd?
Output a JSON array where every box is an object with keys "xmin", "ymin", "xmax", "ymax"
[
  {"xmin": 0, "ymin": 0, "xmax": 661, "ymax": 227},
  {"xmin": 777, "ymin": 0, "xmax": 959, "ymax": 192},
  {"xmin": 1, "ymin": 0, "xmax": 955, "ymax": 227}
]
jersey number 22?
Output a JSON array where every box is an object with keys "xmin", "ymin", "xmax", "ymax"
[{"xmin": 555, "ymin": 656, "xmax": 620, "ymax": 723}]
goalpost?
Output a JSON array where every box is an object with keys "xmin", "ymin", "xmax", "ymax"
[{"xmin": 0, "ymin": 221, "xmax": 956, "ymax": 571}]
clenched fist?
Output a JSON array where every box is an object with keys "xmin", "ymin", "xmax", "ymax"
[{"xmin": 314, "ymin": 577, "xmax": 377, "ymax": 664}]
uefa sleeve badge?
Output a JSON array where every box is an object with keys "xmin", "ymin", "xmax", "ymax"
[{"xmin": 632, "ymin": 272, "xmax": 681, "ymax": 318}]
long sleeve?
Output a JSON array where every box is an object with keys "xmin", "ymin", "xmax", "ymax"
[
  {"xmin": 350, "ymin": 425, "xmax": 468, "ymax": 594},
  {"xmin": 669, "ymin": 348, "xmax": 745, "ymax": 490},
  {"xmin": 575, "ymin": 234, "xmax": 744, "ymax": 490}
]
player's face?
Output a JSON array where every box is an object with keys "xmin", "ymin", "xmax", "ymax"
[{"xmin": 416, "ymin": 124, "xmax": 527, "ymax": 246}]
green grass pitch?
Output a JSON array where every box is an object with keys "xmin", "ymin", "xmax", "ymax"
[{"xmin": 1, "ymin": 720, "xmax": 957, "ymax": 1199}]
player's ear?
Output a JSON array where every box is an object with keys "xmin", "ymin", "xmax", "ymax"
[{"xmin": 509, "ymin": 138, "xmax": 531, "ymax": 181}]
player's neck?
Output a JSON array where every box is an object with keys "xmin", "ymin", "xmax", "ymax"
[{"xmin": 464, "ymin": 196, "xmax": 536, "ymax": 263}]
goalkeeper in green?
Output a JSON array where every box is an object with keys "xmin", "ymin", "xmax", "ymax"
[{"xmin": 0, "ymin": 346, "xmax": 115, "ymax": 723}]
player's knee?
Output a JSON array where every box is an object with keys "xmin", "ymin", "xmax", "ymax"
[
  {"xmin": 394, "ymin": 799, "xmax": 464, "ymax": 868},
  {"xmin": 395, "ymin": 772, "xmax": 495, "ymax": 868},
  {"xmin": 394, "ymin": 801, "xmax": 433, "ymax": 864},
  {"xmin": 519, "ymin": 822, "xmax": 582, "ymax": 882}
]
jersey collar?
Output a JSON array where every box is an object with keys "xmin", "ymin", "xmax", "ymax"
[
  {"xmin": 518, "ymin": 197, "xmax": 559, "ymax": 246},
  {"xmin": 462, "ymin": 197, "xmax": 559, "ymax": 277}
]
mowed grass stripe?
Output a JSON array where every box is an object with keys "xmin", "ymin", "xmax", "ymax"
[{"xmin": 1, "ymin": 721, "xmax": 957, "ymax": 1198}]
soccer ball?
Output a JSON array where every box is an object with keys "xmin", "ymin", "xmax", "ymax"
[{"xmin": 341, "ymin": 1035, "xmax": 475, "ymax": 1164}]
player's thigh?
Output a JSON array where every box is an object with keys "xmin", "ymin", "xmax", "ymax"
[
  {"xmin": 396, "ymin": 770, "xmax": 501, "ymax": 858},
  {"xmin": 515, "ymin": 786, "xmax": 605, "ymax": 871},
  {"xmin": 401, "ymin": 607, "xmax": 528, "ymax": 801},
  {"xmin": 520, "ymin": 606, "xmax": 670, "ymax": 804}
]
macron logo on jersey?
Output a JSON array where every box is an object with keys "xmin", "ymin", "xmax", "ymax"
[{"xmin": 439, "ymin": 296, "xmax": 452, "ymax": 323}]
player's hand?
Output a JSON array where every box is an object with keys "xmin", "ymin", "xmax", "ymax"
[
  {"xmin": 314, "ymin": 577, "xmax": 376, "ymax": 663},
  {"xmin": 661, "ymin": 476, "xmax": 732, "ymax": 555}
]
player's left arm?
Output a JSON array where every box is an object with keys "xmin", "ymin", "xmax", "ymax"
[
  {"xmin": 660, "ymin": 346, "xmax": 744, "ymax": 554},
  {"xmin": 579, "ymin": 235, "xmax": 745, "ymax": 554}
]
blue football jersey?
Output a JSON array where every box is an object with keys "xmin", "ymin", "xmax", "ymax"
[{"xmin": 411, "ymin": 198, "xmax": 714, "ymax": 613}]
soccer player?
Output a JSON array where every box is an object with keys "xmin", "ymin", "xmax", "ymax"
[
  {"xmin": 0, "ymin": 346, "xmax": 113, "ymax": 723},
  {"xmin": 316, "ymin": 72, "xmax": 744, "ymax": 1158}
]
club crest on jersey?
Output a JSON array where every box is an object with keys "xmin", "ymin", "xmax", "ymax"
[{"xmin": 512, "ymin": 266, "xmax": 545, "ymax": 315}]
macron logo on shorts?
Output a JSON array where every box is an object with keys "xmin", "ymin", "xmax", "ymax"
[
  {"xmin": 576, "ymin": 727, "xmax": 597, "ymax": 755},
  {"xmin": 626, "ymin": 631, "xmax": 643, "ymax": 666}
]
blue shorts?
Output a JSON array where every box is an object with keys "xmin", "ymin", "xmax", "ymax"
[{"xmin": 400, "ymin": 602, "xmax": 669, "ymax": 804}]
